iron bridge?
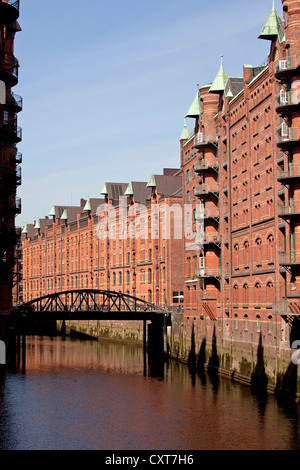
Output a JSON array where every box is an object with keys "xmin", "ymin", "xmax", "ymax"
[{"xmin": 12, "ymin": 289, "xmax": 170, "ymax": 323}]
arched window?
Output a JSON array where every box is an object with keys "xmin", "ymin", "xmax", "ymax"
[
  {"xmin": 243, "ymin": 283, "xmax": 249, "ymax": 304},
  {"xmin": 244, "ymin": 240, "xmax": 249, "ymax": 268},
  {"xmin": 126, "ymin": 271, "xmax": 130, "ymax": 285},
  {"xmin": 119, "ymin": 271, "xmax": 122, "ymax": 286},
  {"xmin": 267, "ymin": 235, "xmax": 274, "ymax": 263},
  {"xmin": 148, "ymin": 289, "xmax": 152, "ymax": 304},
  {"xmin": 255, "ymin": 238, "xmax": 262, "ymax": 265},
  {"xmin": 266, "ymin": 281, "xmax": 274, "ymax": 304},
  {"xmin": 148, "ymin": 269, "xmax": 152, "ymax": 284},
  {"xmin": 244, "ymin": 314, "xmax": 249, "ymax": 332},
  {"xmin": 233, "ymin": 284, "xmax": 239, "ymax": 304},
  {"xmin": 113, "ymin": 272, "xmax": 116, "ymax": 286},
  {"xmin": 234, "ymin": 243, "xmax": 239, "ymax": 269},
  {"xmin": 255, "ymin": 282, "xmax": 262, "ymax": 303}
]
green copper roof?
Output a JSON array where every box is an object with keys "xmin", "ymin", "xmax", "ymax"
[
  {"xmin": 22, "ymin": 225, "xmax": 28, "ymax": 234},
  {"xmin": 49, "ymin": 206, "xmax": 56, "ymax": 217},
  {"xmin": 100, "ymin": 183, "xmax": 108, "ymax": 195},
  {"xmin": 124, "ymin": 182, "xmax": 133, "ymax": 196},
  {"xmin": 146, "ymin": 175, "xmax": 156, "ymax": 188},
  {"xmin": 34, "ymin": 218, "xmax": 41, "ymax": 230},
  {"xmin": 83, "ymin": 198, "xmax": 91, "ymax": 211},
  {"xmin": 258, "ymin": 0, "xmax": 283, "ymax": 40},
  {"xmin": 60, "ymin": 209, "xmax": 68, "ymax": 220},
  {"xmin": 180, "ymin": 119, "xmax": 191, "ymax": 140},
  {"xmin": 209, "ymin": 55, "xmax": 228, "ymax": 93},
  {"xmin": 185, "ymin": 85, "xmax": 201, "ymax": 118}
]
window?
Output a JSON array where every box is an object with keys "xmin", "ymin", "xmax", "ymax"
[
  {"xmin": 244, "ymin": 314, "xmax": 249, "ymax": 332},
  {"xmin": 148, "ymin": 269, "xmax": 152, "ymax": 284},
  {"xmin": 267, "ymin": 235, "xmax": 274, "ymax": 263},
  {"xmin": 255, "ymin": 238, "xmax": 262, "ymax": 266},
  {"xmin": 243, "ymin": 283, "xmax": 249, "ymax": 304},
  {"xmin": 233, "ymin": 284, "xmax": 239, "ymax": 304},
  {"xmin": 187, "ymin": 170, "xmax": 190, "ymax": 183},
  {"xmin": 255, "ymin": 282, "xmax": 261, "ymax": 303},
  {"xmin": 126, "ymin": 271, "xmax": 130, "ymax": 285}
]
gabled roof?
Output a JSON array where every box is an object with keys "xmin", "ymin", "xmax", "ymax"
[
  {"xmin": 147, "ymin": 174, "xmax": 182, "ymax": 199},
  {"xmin": 100, "ymin": 182, "xmax": 128, "ymax": 201},
  {"xmin": 258, "ymin": 0, "xmax": 283, "ymax": 40}
]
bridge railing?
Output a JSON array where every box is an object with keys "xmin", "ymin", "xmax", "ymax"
[{"xmin": 15, "ymin": 289, "xmax": 168, "ymax": 316}]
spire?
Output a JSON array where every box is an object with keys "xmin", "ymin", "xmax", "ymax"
[
  {"xmin": 100, "ymin": 183, "xmax": 108, "ymax": 195},
  {"xmin": 49, "ymin": 206, "xmax": 56, "ymax": 217},
  {"xmin": 258, "ymin": 0, "xmax": 283, "ymax": 40},
  {"xmin": 22, "ymin": 224, "xmax": 28, "ymax": 235},
  {"xmin": 185, "ymin": 84, "xmax": 201, "ymax": 118},
  {"xmin": 83, "ymin": 198, "xmax": 91, "ymax": 212},
  {"xmin": 180, "ymin": 118, "xmax": 191, "ymax": 140},
  {"xmin": 147, "ymin": 175, "xmax": 156, "ymax": 188},
  {"xmin": 209, "ymin": 55, "xmax": 228, "ymax": 93},
  {"xmin": 60, "ymin": 209, "xmax": 68, "ymax": 221},
  {"xmin": 124, "ymin": 182, "xmax": 134, "ymax": 196},
  {"xmin": 34, "ymin": 218, "xmax": 41, "ymax": 230}
]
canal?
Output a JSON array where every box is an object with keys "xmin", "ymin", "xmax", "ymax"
[{"xmin": 0, "ymin": 335, "xmax": 299, "ymax": 450}]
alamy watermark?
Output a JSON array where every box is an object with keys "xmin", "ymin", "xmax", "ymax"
[
  {"xmin": 0, "ymin": 341, "xmax": 6, "ymax": 365},
  {"xmin": 95, "ymin": 197, "xmax": 205, "ymax": 251},
  {"xmin": 291, "ymin": 341, "xmax": 300, "ymax": 365},
  {"xmin": 0, "ymin": 80, "xmax": 6, "ymax": 106}
]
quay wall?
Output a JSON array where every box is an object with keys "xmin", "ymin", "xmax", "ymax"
[{"xmin": 56, "ymin": 315, "xmax": 300, "ymax": 399}]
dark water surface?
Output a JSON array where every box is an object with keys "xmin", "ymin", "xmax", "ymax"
[{"xmin": 0, "ymin": 336, "xmax": 299, "ymax": 450}]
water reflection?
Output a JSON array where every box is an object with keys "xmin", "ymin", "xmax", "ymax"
[{"xmin": 0, "ymin": 336, "xmax": 299, "ymax": 450}]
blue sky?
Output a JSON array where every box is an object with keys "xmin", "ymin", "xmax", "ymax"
[{"xmin": 15, "ymin": 0, "xmax": 283, "ymax": 226}]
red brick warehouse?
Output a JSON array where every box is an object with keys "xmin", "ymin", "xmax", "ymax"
[{"xmin": 179, "ymin": 0, "xmax": 300, "ymax": 351}]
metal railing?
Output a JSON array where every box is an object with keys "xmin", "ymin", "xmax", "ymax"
[
  {"xmin": 195, "ymin": 184, "xmax": 219, "ymax": 196},
  {"xmin": 279, "ymin": 250, "xmax": 300, "ymax": 265},
  {"xmin": 194, "ymin": 132, "xmax": 217, "ymax": 146},
  {"xmin": 278, "ymin": 202, "xmax": 300, "ymax": 217},
  {"xmin": 10, "ymin": 92, "xmax": 23, "ymax": 111},
  {"xmin": 277, "ymin": 162, "xmax": 300, "ymax": 180},
  {"xmin": 275, "ymin": 90, "xmax": 298, "ymax": 109},
  {"xmin": 2, "ymin": 53, "xmax": 19, "ymax": 79},
  {"xmin": 202, "ymin": 232, "xmax": 220, "ymax": 244},
  {"xmin": 194, "ymin": 158, "xmax": 219, "ymax": 172},
  {"xmin": 274, "ymin": 56, "xmax": 300, "ymax": 75},
  {"xmin": 195, "ymin": 266, "xmax": 221, "ymax": 278},
  {"xmin": 276, "ymin": 125, "xmax": 300, "ymax": 145}
]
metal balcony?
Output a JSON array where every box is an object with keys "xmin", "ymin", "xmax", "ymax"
[
  {"xmin": 194, "ymin": 132, "xmax": 218, "ymax": 149},
  {"xmin": 279, "ymin": 251, "xmax": 300, "ymax": 267},
  {"xmin": 276, "ymin": 125, "xmax": 300, "ymax": 148},
  {"xmin": 277, "ymin": 162, "xmax": 300, "ymax": 183},
  {"xmin": 275, "ymin": 90, "xmax": 299, "ymax": 114},
  {"xmin": 0, "ymin": 53, "xmax": 19, "ymax": 88},
  {"xmin": 194, "ymin": 158, "xmax": 219, "ymax": 173},
  {"xmin": 195, "ymin": 266, "xmax": 221, "ymax": 280},
  {"xmin": 195, "ymin": 183, "xmax": 219, "ymax": 198},
  {"xmin": 278, "ymin": 202, "xmax": 300, "ymax": 219},
  {"xmin": 6, "ymin": 92, "xmax": 23, "ymax": 113},
  {"xmin": 203, "ymin": 207, "xmax": 220, "ymax": 220},
  {"xmin": 0, "ymin": 0, "xmax": 19, "ymax": 27},
  {"xmin": 0, "ymin": 114, "xmax": 22, "ymax": 143},
  {"xmin": 274, "ymin": 56, "xmax": 300, "ymax": 81}
]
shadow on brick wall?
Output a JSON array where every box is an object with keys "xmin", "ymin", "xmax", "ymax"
[{"xmin": 251, "ymin": 332, "xmax": 268, "ymax": 394}]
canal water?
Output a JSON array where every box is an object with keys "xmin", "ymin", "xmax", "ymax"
[{"xmin": 0, "ymin": 335, "xmax": 299, "ymax": 450}]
